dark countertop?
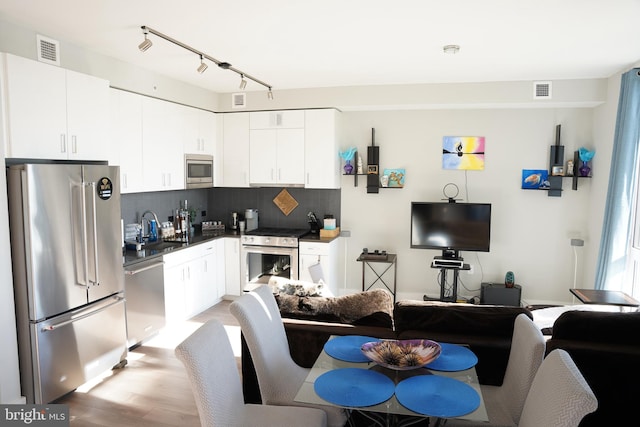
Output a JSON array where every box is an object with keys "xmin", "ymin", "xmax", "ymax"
[
  {"xmin": 123, "ymin": 229, "xmax": 339, "ymax": 267},
  {"xmin": 123, "ymin": 230, "xmax": 241, "ymax": 267}
]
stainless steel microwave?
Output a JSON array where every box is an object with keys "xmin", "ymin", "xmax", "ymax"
[{"xmin": 185, "ymin": 154, "xmax": 214, "ymax": 189}]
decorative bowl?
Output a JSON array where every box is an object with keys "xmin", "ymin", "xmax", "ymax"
[{"xmin": 361, "ymin": 339, "xmax": 441, "ymax": 370}]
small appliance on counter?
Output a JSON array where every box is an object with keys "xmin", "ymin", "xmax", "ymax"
[
  {"xmin": 230, "ymin": 211, "xmax": 239, "ymax": 230},
  {"xmin": 307, "ymin": 211, "xmax": 322, "ymax": 234},
  {"xmin": 245, "ymin": 209, "xmax": 258, "ymax": 231}
]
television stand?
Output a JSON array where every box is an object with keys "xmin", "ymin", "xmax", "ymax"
[{"xmin": 430, "ymin": 256, "xmax": 470, "ymax": 302}]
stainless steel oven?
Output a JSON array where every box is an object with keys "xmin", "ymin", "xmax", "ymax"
[{"xmin": 240, "ymin": 228, "xmax": 308, "ymax": 291}]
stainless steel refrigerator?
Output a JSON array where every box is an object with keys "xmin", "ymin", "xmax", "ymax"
[{"xmin": 7, "ymin": 163, "xmax": 127, "ymax": 404}]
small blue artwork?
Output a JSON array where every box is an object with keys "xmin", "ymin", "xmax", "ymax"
[{"xmin": 522, "ymin": 169, "xmax": 550, "ymax": 190}]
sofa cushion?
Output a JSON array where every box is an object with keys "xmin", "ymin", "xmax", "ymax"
[
  {"xmin": 275, "ymin": 289, "xmax": 394, "ymax": 329},
  {"xmin": 394, "ymin": 300, "xmax": 533, "ymax": 336},
  {"xmin": 394, "ymin": 300, "xmax": 532, "ymax": 386}
]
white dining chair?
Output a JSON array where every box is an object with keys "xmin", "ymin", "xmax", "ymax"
[
  {"xmin": 175, "ymin": 319, "xmax": 327, "ymax": 427},
  {"xmin": 446, "ymin": 313, "xmax": 546, "ymax": 427},
  {"xmin": 517, "ymin": 349, "xmax": 597, "ymax": 427},
  {"xmin": 230, "ymin": 286, "xmax": 348, "ymax": 427}
]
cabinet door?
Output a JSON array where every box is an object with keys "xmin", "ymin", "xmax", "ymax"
[
  {"xmin": 110, "ymin": 90, "xmax": 144, "ymax": 193},
  {"xmin": 249, "ymin": 129, "xmax": 278, "ymax": 184},
  {"xmin": 163, "ymin": 263, "xmax": 187, "ymax": 325},
  {"xmin": 276, "ymin": 128, "xmax": 305, "ymax": 184},
  {"xmin": 305, "ymin": 109, "xmax": 340, "ymax": 189},
  {"xmin": 65, "ymin": 69, "xmax": 109, "ymax": 161},
  {"xmin": 142, "ymin": 98, "xmax": 184, "ymax": 191},
  {"xmin": 224, "ymin": 238, "xmax": 241, "ymax": 296},
  {"xmin": 181, "ymin": 104, "xmax": 202, "ymax": 154},
  {"xmin": 222, "ymin": 113, "xmax": 250, "ymax": 187},
  {"xmin": 250, "ymin": 110, "xmax": 304, "ymax": 129},
  {"xmin": 4, "ymin": 54, "xmax": 67, "ymax": 159},
  {"xmin": 215, "ymin": 239, "xmax": 226, "ymax": 299},
  {"xmin": 199, "ymin": 110, "xmax": 217, "ymax": 156}
]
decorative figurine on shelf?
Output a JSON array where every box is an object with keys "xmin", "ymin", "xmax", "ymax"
[
  {"xmin": 339, "ymin": 147, "xmax": 357, "ymax": 175},
  {"xmin": 566, "ymin": 159, "xmax": 574, "ymax": 176},
  {"xmin": 578, "ymin": 147, "xmax": 595, "ymax": 177},
  {"xmin": 505, "ymin": 271, "xmax": 515, "ymax": 288},
  {"xmin": 357, "ymin": 155, "xmax": 364, "ymax": 174}
]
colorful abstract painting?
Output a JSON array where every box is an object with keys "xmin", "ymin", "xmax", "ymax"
[
  {"xmin": 521, "ymin": 169, "xmax": 550, "ymax": 189},
  {"xmin": 382, "ymin": 168, "xmax": 405, "ymax": 187},
  {"xmin": 442, "ymin": 136, "xmax": 485, "ymax": 170}
]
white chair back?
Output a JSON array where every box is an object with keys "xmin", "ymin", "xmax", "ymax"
[
  {"xmin": 518, "ymin": 349, "xmax": 597, "ymax": 427},
  {"xmin": 174, "ymin": 319, "xmax": 246, "ymax": 427},
  {"xmin": 499, "ymin": 313, "xmax": 546, "ymax": 424}
]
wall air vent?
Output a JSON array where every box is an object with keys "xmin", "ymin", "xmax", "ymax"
[
  {"xmin": 36, "ymin": 34, "xmax": 60, "ymax": 66},
  {"xmin": 231, "ymin": 93, "xmax": 246, "ymax": 109},
  {"xmin": 533, "ymin": 81, "xmax": 552, "ymax": 99}
]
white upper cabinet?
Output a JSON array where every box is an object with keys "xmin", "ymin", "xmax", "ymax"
[
  {"xmin": 142, "ymin": 97, "xmax": 184, "ymax": 191},
  {"xmin": 181, "ymin": 105, "xmax": 217, "ymax": 156},
  {"xmin": 249, "ymin": 110, "xmax": 305, "ymax": 129},
  {"xmin": 249, "ymin": 110, "xmax": 305, "ymax": 185},
  {"xmin": 222, "ymin": 113, "xmax": 250, "ymax": 187},
  {"xmin": 305, "ymin": 109, "xmax": 341, "ymax": 189},
  {"xmin": 3, "ymin": 54, "xmax": 109, "ymax": 160},
  {"xmin": 109, "ymin": 89, "xmax": 144, "ymax": 194}
]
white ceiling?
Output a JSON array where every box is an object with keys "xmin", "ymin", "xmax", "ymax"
[{"xmin": 1, "ymin": 0, "xmax": 639, "ymax": 94}]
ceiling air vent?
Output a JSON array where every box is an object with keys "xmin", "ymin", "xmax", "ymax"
[
  {"xmin": 231, "ymin": 93, "xmax": 246, "ymax": 109},
  {"xmin": 533, "ymin": 81, "xmax": 552, "ymax": 99},
  {"xmin": 36, "ymin": 34, "xmax": 60, "ymax": 66}
]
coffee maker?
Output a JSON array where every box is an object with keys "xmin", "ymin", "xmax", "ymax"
[
  {"xmin": 230, "ymin": 212, "xmax": 239, "ymax": 230},
  {"xmin": 307, "ymin": 211, "xmax": 322, "ymax": 234},
  {"xmin": 245, "ymin": 209, "xmax": 259, "ymax": 231}
]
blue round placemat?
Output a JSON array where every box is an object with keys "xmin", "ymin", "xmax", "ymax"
[
  {"xmin": 395, "ymin": 375, "xmax": 480, "ymax": 418},
  {"xmin": 314, "ymin": 368, "xmax": 395, "ymax": 407},
  {"xmin": 425, "ymin": 343, "xmax": 478, "ymax": 372},
  {"xmin": 323, "ymin": 335, "xmax": 379, "ymax": 362}
]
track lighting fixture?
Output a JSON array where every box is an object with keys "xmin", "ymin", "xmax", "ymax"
[
  {"xmin": 138, "ymin": 28, "xmax": 153, "ymax": 52},
  {"xmin": 197, "ymin": 55, "xmax": 208, "ymax": 74},
  {"xmin": 139, "ymin": 25, "xmax": 272, "ymax": 94}
]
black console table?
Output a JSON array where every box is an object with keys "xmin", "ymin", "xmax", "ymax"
[
  {"xmin": 430, "ymin": 256, "xmax": 470, "ymax": 302},
  {"xmin": 357, "ymin": 253, "xmax": 397, "ymax": 303}
]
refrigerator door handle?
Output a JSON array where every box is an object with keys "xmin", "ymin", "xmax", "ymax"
[
  {"xmin": 73, "ymin": 180, "xmax": 89, "ymax": 288},
  {"xmin": 87, "ymin": 182, "xmax": 100, "ymax": 286},
  {"xmin": 40, "ymin": 295, "xmax": 125, "ymax": 332}
]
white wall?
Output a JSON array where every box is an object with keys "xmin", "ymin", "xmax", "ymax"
[
  {"xmin": 338, "ymin": 108, "xmax": 594, "ymax": 304},
  {"xmin": 0, "ymin": 54, "xmax": 23, "ymax": 404}
]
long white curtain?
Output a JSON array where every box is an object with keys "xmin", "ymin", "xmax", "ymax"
[{"xmin": 595, "ymin": 69, "xmax": 640, "ymax": 290}]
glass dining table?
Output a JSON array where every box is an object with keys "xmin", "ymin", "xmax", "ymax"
[{"xmin": 294, "ymin": 335, "xmax": 489, "ymax": 426}]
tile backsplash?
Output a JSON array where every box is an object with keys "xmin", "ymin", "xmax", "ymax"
[{"xmin": 121, "ymin": 187, "xmax": 341, "ymax": 230}]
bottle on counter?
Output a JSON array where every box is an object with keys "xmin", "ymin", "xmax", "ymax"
[{"xmin": 174, "ymin": 208, "xmax": 182, "ymax": 238}]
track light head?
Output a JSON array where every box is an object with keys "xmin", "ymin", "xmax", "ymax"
[
  {"xmin": 138, "ymin": 28, "xmax": 152, "ymax": 52},
  {"xmin": 239, "ymin": 74, "xmax": 247, "ymax": 90},
  {"xmin": 267, "ymin": 88, "xmax": 274, "ymax": 100},
  {"xmin": 197, "ymin": 55, "xmax": 208, "ymax": 74},
  {"xmin": 218, "ymin": 62, "xmax": 231, "ymax": 70}
]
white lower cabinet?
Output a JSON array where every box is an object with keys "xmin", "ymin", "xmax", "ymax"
[
  {"xmin": 224, "ymin": 237, "xmax": 241, "ymax": 297},
  {"xmin": 163, "ymin": 242, "xmax": 222, "ymax": 324},
  {"xmin": 299, "ymin": 238, "xmax": 343, "ymax": 296}
]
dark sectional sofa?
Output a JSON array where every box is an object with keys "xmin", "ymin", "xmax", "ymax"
[
  {"xmin": 545, "ymin": 310, "xmax": 640, "ymax": 427},
  {"xmin": 241, "ymin": 289, "xmax": 532, "ymax": 403}
]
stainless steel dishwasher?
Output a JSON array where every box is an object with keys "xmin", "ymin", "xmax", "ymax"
[{"xmin": 124, "ymin": 258, "xmax": 165, "ymax": 348}]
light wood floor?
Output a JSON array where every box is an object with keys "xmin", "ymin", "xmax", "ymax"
[{"xmin": 55, "ymin": 300, "xmax": 240, "ymax": 426}]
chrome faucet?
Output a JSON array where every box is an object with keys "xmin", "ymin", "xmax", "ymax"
[{"xmin": 140, "ymin": 210, "xmax": 160, "ymax": 241}]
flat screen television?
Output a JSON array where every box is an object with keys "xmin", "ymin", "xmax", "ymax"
[{"xmin": 410, "ymin": 202, "xmax": 491, "ymax": 256}]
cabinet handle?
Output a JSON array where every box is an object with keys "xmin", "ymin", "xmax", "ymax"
[
  {"xmin": 123, "ymin": 173, "xmax": 128, "ymax": 189},
  {"xmin": 71, "ymin": 135, "xmax": 77, "ymax": 154},
  {"xmin": 307, "ymin": 173, "xmax": 310, "ymax": 185},
  {"xmin": 60, "ymin": 134, "xmax": 66, "ymax": 153},
  {"xmin": 278, "ymin": 169, "xmax": 281, "ymax": 181},
  {"xmin": 276, "ymin": 112, "xmax": 282, "ymax": 127},
  {"xmin": 167, "ymin": 173, "xmax": 171, "ymax": 186},
  {"xmin": 162, "ymin": 173, "xmax": 166, "ymax": 187}
]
